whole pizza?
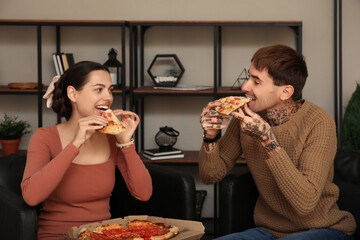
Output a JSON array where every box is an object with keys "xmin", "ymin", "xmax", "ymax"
[
  {"xmin": 215, "ymin": 96, "xmax": 251, "ymax": 115},
  {"xmin": 77, "ymin": 220, "xmax": 180, "ymax": 240}
]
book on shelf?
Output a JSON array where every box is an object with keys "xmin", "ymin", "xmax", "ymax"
[
  {"xmin": 52, "ymin": 53, "xmax": 60, "ymax": 76},
  {"xmin": 66, "ymin": 53, "xmax": 75, "ymax": 66},
  {"xmin": 56, "ymin": 54, "xmax": 64, "ymax": 74},
  {"xmin": 61, "ymin": 53, "xmax": 69, "ymax": 71},
  {"xmin": 143, "ymin": 147, "xmax": 182, "ymax": 156},
  {"xmin": 52, "ymin": 53, "xmax": 75, "ymax": 75},
  {"xmin": 143, "ymin": 153, "xmax": 184, "ymax": 161}
]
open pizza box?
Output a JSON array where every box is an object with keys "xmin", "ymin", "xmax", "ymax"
[{"xmin": 65, "ymin": 215, "xmax": 205, "ymax": 240}]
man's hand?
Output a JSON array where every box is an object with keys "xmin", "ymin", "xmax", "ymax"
[
  {"xmin": 231, "ymin": 104, "xmax": 281, "ymax": 156},
  {"xmin": 200, "ymin": 101, "xmax": 229, "ymax": 138}
]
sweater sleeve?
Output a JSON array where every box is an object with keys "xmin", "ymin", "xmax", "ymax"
[
  {"xmin": 265, "ymin": 114, "xmax": 337, "ymax": 216},
  {"xmin": 114, "ymin": 143, "xmax": 152, "ymax": 201},
  {"xmin": 21, "ymin": 128, "xmax": 79, "ymax": 206},
  {"xmin": 199, "ymin": 117, "xmax": 243, "ymax": 184}
]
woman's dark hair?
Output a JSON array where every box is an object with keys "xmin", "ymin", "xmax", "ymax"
[
  {"xmin": 251, "ymin": 44, "xmax": 308, "ymax": 100},
  {"xmin": 52, "ymin": 61, "xmax": 109, "ymax": 120}
]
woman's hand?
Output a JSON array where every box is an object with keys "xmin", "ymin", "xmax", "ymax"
[
  {"xmin": 112, "ymin": 109, "xmax": 140, "ymax": 143},
  {"xmin": 71, "ymin": 115, "xmax": 108, "ymax": 148},
  {"xmin": 200, "ymin": 101, "xmax": 229, "ymax": 138},
  {"xmin": 231, "ymin": 104, "xmax": 280, "ymax": 155}
]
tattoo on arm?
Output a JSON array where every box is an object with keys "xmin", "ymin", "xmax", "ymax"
[
  {"xmin": 259, "ymin": 128, "xmax": 275, "ymax": 142},
  {"xmin": 260, "ymin": 129, "xmax": 280, "ymax": 155},
  {"xmin": 264, "ymin": 140, "xmax": 280, "ymax": 153}
]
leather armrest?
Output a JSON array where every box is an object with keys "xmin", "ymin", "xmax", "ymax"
[
  {"xmin": 333, "ymin": 150, "xmax": 360, "ymax": 239},
  {"xmin": 110, "ymin": 163, "xmax": 196, "ymax": 220},
  {"xmin": 219, "ymin": 166, "xmax": 258, "ymax": 235},
  {"xmin": 0, "ymin": 185, "xmax": 38, "ymax": 240},
  {"xmin": 334, "ymin": 150, "xmax": 360, "ymax": 184}
]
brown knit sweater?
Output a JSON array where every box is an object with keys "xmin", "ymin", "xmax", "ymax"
[{"xmin": 199, "ymin": 100, "xmax": 356, "ymax": 237}]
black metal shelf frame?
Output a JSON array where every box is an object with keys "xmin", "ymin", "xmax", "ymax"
[
  {"xmin": 128, "ymin": 22, "xmax": 302, "ymax": 237},
  {"xmin": 128, "ymin": 21, "xmax": 302, "ymax": 152},
  {"xmin": 0, "ymin": 20, "xmax": 127, "ymax": 127}
]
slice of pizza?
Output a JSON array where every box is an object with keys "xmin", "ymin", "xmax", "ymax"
[
  {"xmin": 128, "ymin": 220, "xmax": 180, "ymax": 240},
  {"xmin": 98, "ymin": 109, "xmax": 126, "ymax": 135},
  {"xmin": 215, "ymin": 96, "xmax": 251, "ymax": 115}
]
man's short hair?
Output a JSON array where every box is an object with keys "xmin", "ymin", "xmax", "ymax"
[{"xmin": 251, "ymin": 44, "xmax": 308, "ymax": 100}]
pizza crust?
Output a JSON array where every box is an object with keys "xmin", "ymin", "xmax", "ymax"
[
  {"xmin": 77, "ymin": 228, "xmax": 91, "ymax": 239},
  {"xmin": 215, "ymin": 96, "xmax": 250, "ymax": 115}
]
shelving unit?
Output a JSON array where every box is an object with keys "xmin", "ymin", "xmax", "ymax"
[
  {"xmin": 0, "ymin": 20, "xmax": 128, "ymax": 128},
  {"xmin": 128, "ymin": 21, "xmax": 302, "ymax": 151},
  {"xmin": 1, "ymin": 19, "xmax": 303, "ymax": 237}
]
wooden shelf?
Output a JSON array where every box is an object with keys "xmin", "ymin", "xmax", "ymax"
[
  {"xmin": 217, "ymin": 87, "xmax": 244, "ymax": 95},
  {"xmin": 0, "ymin": 85, "xmax": 128, "ymax": 95},
  {"xmin": 0, "ymin": 19, "xmax": 126, "ymax": 26},
  {"xmin": 0, "ymin": 85, "xmax": 46, "ymax": 94},
  {"xmin": 132, "ymin": 86, "xmax": 213, "ymax": 96},
  {"xmin": 129, "ymin": 20, "xmax": 302, "ymax": 26},
  {"xmin": 132, "ymin": 86, "xmax": 244, "ymax": 97}
]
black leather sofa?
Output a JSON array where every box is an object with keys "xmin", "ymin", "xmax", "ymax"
[
  {"xmin": 0, "ymin": 154, "xmax": 196, "ymax": 240},
  {"xmin": 218, "ymin": 150, "xmax": 360, "ymax": 239}
]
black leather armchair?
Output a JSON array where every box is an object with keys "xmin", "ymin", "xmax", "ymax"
[
  {"xmin": 218, "ymin": 150, "xmax": 360, "ymax": 239},
  {"xmin": 0, "ymin": 154, "xmax": 196, "ymax": 240}
]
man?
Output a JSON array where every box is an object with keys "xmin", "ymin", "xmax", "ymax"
[{"xmin": 199, "ymin": 45, "xmax": 356, "ymax": 239}]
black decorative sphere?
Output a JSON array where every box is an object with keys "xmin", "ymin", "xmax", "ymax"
[{"xmin": 155, "ymin": 126, "xmax": 179, "ymax": 151}]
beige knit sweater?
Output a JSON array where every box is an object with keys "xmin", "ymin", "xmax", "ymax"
[{"xmin": 199, "ymin": 100, "xmax": 356, "ymax": 237}]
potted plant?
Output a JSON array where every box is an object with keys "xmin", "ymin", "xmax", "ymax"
[
  {"xmin": 343, "ymin": 83, "xmax": 360, "ymax": 150},
  {"xmin": 0, "ymin": 113, "xmax": 31, "ymax": 156}
]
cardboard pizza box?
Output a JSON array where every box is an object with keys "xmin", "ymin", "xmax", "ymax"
[{"xmin": 65, "ymin": 215, "xmax": 205, "ymax": 240}]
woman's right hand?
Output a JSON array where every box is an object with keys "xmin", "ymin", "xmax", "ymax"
[
  {"xmin": 200, "ymin": 101, "xmax": 229, "ymax": 138},
  {"xmin": 71, "ymin": 115, "xmax": 108, "ymax": 148}
]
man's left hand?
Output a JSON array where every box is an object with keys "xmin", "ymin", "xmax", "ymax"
[{"xmin": 231, "ymin": 104, "xmax": 281, "ymax": 155}]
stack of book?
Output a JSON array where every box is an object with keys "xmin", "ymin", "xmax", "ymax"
[
  {"xmin": 52, "ymin": 53, "xmax": 75, "ymax": 76},
  {"xmin": 143, "ymin": 148, "xmax": 184, "ymax": 160}
]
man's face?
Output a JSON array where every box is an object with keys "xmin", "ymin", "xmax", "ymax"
[{"xmin": 241, "ymin": 63, "xmax": 285, "ymax": 113}]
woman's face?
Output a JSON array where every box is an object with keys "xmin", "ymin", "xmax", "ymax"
[{"xmin": 72, "ymin": 70, "xmax": 114, "ymax": 117}]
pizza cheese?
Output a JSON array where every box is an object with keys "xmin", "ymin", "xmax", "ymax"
[
  {"xmin": 98, "ymin": 109, "xmax": 126, "ymax": 135},
  {"xmin": 78, "ymin": 220, "xmax": 180, "ymax": 240},
  {"xmin": 215, "ymin": 96, "xmax": 250, "ymax": 115}
]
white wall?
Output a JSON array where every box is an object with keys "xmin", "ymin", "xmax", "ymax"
[{"xmin": 1, "ymin": 0, "xmax": 359, "ymax": 218}]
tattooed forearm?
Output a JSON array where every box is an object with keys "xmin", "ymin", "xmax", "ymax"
[
  {"xmin": 244, "ymin": 119, "xmax": 267, "ymax": 137},
  {"xmin": 259, "ymin": 128, "xmax": 276, "ymax": 143},
  {"xmin": 264, "ymin": 140, "xmax": 280, "ymax": 153},
  {"xmin": 205, "ymin": 124, "xmax": 222, "ymax": 129}
]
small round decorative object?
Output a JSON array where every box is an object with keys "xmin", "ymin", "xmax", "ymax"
[{"xmin": 155, "ymin": 126, "xmax": 180, "ymax": 151}]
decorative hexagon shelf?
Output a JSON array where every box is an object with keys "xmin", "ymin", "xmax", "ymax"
[{"xmin": 147, "ymin": 54, "xmax": 185, "ymax": 87}]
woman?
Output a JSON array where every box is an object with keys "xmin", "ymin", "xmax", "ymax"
[{"xmin": 21, "ymin": 61, "xmax": 153, "ymax": 239}]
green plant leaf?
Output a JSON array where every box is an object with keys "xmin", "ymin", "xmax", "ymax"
[
  {"xmin": 343, "ymin": 83, "xmax": 360, "ymax": 150},
  {"xmin": 0, "ymin": 113, "xmax": 31, "ymax": 140}
]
